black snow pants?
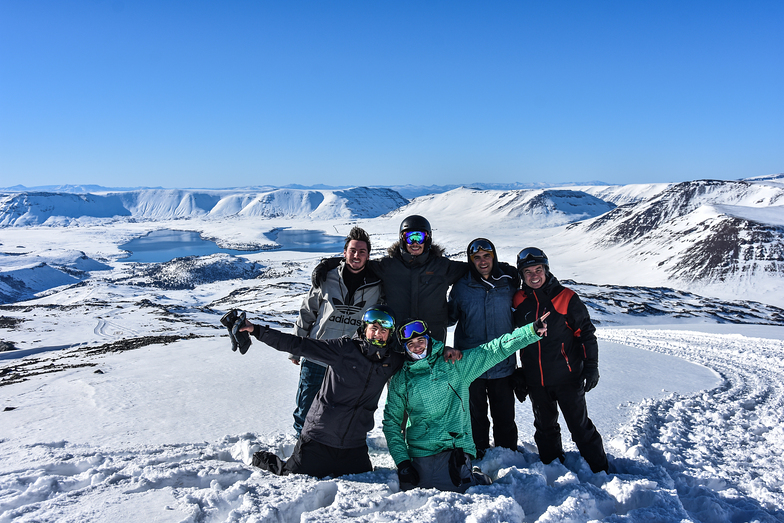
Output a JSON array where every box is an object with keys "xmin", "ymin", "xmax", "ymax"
[
  {"xmin": 469, "ymin": 375, "xmax": 518, "ymax": 452},
  {"xmin": 253, "ymin": 435, "xmax": 373, "ymax": 478},
  {"xmin": 527, "ymin": 380, "xmax": 608, "ymax": 473}
]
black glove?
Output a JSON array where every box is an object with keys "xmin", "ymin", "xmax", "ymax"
[
  {"xmin": 511, "ymin": 368, "xmax": 528, "ymax": 402},
  {"xmin": 533, "ymin": 312, "xmax": 548, "ymax": 335},
  {"xmin": 220, "ymin": 309, "xmax": 252, "ymax": 355},
  {"xmin": 397, "ymin": 460, "xmax": 420, "ymax": 488},
  {"xmin": 232, "ymin": 311, "xmax": 252, "ymax": 355},
  {"xmin": 311, "ymin": 257, "xmax": 341, "ymax": 288},
  {"xmin": 581, "ymin": 364, "xmax": 600, "ymax": 392},
  {"xmin": 220, "ymin": 310, "xmax": 240, "ymax": 352}
]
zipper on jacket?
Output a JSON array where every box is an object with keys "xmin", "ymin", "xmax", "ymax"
[
  {"xmin": 534, "ymin": 293, "xmax": 545, "ymax": 387},
  {"xmin": 448, "ymin": 383, "xmax": 465, "ymax": 412},
  {"xmin": 560, "ymin": 343, "xmax": 572, "ymax": 372}
]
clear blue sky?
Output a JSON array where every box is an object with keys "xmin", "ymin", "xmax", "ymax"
[{"xmin": 1, "ymin": 1, "xmax": 782, "ymax": 188}]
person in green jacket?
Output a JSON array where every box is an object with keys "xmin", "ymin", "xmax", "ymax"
[{"xmin": 382, "ymin": 313, "xmax": 549, "ymax": 492}]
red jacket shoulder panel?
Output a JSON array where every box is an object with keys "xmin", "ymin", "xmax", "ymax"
[{"xmin": 550, "ymin": 288, "xmax": 575, "ymax": 316}]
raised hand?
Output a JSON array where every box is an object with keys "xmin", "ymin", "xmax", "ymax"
[{"xmin": 533, "ymin": 311, "xmax": 550, "ymax": 336}]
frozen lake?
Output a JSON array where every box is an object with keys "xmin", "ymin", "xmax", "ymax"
[
  {"xmin": 120, "ymin": 228, "xmax": 345, "ymax": 262},
  {"xmin": 264, "ymin": 228, "xmax": 345, "ymax": 253}
]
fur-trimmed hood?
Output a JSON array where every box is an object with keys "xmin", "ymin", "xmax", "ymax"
[{"xmin": 387, "ymin": 240, "xmax": 446, "ymax": 263}]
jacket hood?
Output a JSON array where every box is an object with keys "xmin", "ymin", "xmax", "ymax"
[{"xmin": 465, "ymin": 238, "xmax": 507, "ymax": 283}]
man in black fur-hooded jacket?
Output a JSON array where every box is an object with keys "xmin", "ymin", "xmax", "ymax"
[
  {"xmin": 314, "ymin": 215, "xmax": 468, "ymax": 343},
  {"xmin": 512, "ymin": 247, "xmax": 609, "ymax": 474}
]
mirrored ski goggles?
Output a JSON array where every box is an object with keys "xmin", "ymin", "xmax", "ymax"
[
  {"xmin": 468, "ymin": 239, "xmax": 494, "ymax": 256},
  {"xmin": 403, "ymin": 231, "xmax": 427, "ymax": 245},
  {"xmin": 398, "ymin": 320, "xmax": 428, "ymax": 341},
  {"xmin": 362, "ymin": 309, "xmax": 394, "ymax": 330}
]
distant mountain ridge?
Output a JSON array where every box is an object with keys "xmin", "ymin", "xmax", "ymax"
[
  {"xmin": 567, "ymin": 179, "xmax": 784, "ymax": 298},
  {"xmin": 1, "ymin": 181, "xmax": 612, "ymax": 200},
  {"xmin": 0, "ymin": 187, "xmax": 409, "ymax": 226},
  {"xmin": 385, "ymin": 187, "xmax": 617, "ymax": 227}
]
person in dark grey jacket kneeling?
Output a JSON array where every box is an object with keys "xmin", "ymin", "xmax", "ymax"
[{"xmin": 239, "ymin": 304, "xmax": 404, "ymax": 478}]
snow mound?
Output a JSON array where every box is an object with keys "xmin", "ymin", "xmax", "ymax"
[
  {"xmin": 0, "ymin": 192, "xmax": 131, "ymax": 226},
  {"xmin": 0, "ymin": 250, "xmax": 110, "ymax": 304}
]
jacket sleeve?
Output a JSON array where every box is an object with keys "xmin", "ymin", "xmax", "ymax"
[
  {"xmin": 382, "ymin": 375, "xmax": 411, "ymax": 465},
  {"xmin": 294, "ymin": 284, "xmax": 323, "ymax": 338},
  {"xmin": 367, "ymin": 258, "xmax": 386, "ymax": 279},
  {"xmin": 252, "ymin": 325, "xmax": 345, "ymax": 367},
  {"xmin": 459, "ymin": 323, "xmax": 541, "ymax": 383},
  {"xmin": 445, "ymin": 259, "xmax": 470, "ymax": 285},
  {"xmin": 568, "ymin": 294, "xmax": 598, "ymax": 364},
  {"xmin": 447, "ymin": 286, "xmax": 460, "ymax": 327},
  {"xmin": 498, "ymin": 261, "xmax": 521, "ymax": 288}
]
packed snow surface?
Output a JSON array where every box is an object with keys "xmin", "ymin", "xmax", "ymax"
[{"xmin": 2, "ymin": 311, "xmax": 782, "ymax": 521}]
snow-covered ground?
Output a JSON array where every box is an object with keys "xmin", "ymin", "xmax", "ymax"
[{"xmin": 1, "ymin": 206, "xmax": 784, "ymax": 522}]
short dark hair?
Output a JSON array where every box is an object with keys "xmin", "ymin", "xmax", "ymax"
[{"xmin": 344, "ymin": 226, "xmax": 371, "ymax": 252}]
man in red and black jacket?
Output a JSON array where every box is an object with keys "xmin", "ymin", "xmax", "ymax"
[{"xmin": 512, "ymin": 247, "xmax": 609, "ymax": 474}]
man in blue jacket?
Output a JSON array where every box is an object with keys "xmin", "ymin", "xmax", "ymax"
[{"xmin": 448, "ymin": 238, "xmax": 519, "ymax": 458}]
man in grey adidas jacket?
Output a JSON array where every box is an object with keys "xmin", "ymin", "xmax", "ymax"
[{"xmin": 290, "ymin": 226, "xmax": 384, "ymax": 437}]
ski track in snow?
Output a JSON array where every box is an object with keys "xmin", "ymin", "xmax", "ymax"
[
  {"xmin": 2, "ymin": 331, "xmax": 783, "ymax": 522},
  {"xmin": 600, "ymin": 329, "xmax": 784, "ymax": 522}
]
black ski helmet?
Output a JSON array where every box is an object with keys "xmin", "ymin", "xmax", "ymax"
[
  {"xmin": 399, "ymin": 215, "xmax": 432, "ymax": 251},
  {"xmin": 517, "ymin": 247, "xmax": 549, "ymax": 273},
  {"xmin": 360, "ymin": 304, "xmax": 396, "ymax": 349}
]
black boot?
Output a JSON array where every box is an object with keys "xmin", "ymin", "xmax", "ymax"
[{"xmin": 252, "ymin": 451, "xmax": 287, "ymax": 475}]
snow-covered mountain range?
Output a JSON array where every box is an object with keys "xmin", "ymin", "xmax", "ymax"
[
  {"xmin": 1, "ymin": 178, "xmax": 783, "ymax": 308},
  {"xmin": 0, "ymin": 187, "xmax": 409, "ymax": 226}
]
